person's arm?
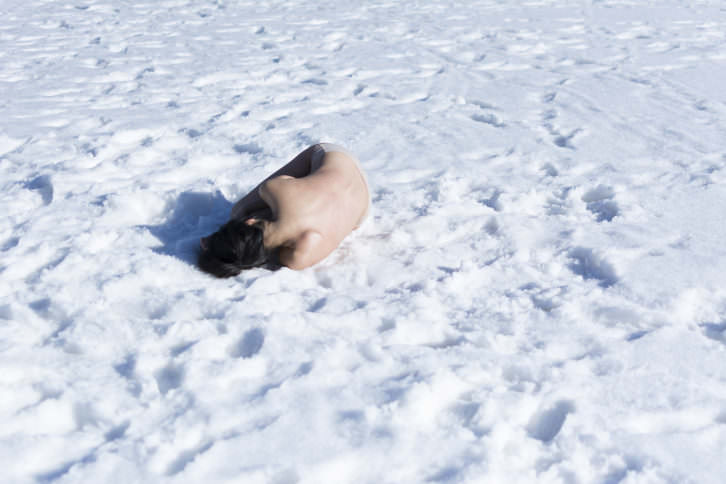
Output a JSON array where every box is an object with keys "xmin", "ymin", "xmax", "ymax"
[{"xmin": 230, "ymin": 145, "xmax": 319, "ymax": 220}]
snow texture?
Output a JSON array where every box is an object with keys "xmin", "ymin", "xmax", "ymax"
[{"xmin": 2, "ymin": 0, "xmax": 726, "ymax": 483}]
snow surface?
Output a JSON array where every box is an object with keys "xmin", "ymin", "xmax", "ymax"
[{"xmin": 2, "ymin": 0, "xmax": 726, "ymax": 483}]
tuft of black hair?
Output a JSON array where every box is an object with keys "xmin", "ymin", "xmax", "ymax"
[{"xmin": 197, "ymin": 220, "xmax": 268, "ymax": 278}]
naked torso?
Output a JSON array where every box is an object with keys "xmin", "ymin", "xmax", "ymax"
[{"xmin": 231, "ymin": 145, "xmax": 369, "ymax": 269}]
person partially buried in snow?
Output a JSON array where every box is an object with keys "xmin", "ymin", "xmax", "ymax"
[{"xmin": 198, "ymin": 143, "xmax": 369, "ymax": 277}]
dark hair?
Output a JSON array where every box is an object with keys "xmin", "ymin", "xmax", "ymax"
[{"xmin": 197, "ymin": 220, "xmax": 268, "ymax": 277}]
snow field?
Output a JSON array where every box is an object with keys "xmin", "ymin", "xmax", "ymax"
[{"xmin": 1, "ymin": 0, "xmax": 726, "ymax": 483}]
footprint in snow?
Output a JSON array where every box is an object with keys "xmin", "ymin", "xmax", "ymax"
[
  {"xmin": 154, "ymin": 363, "xmax": 184, "ymax": 395},
  {"xmin": 166, "ymin": 441, "xmax": 214, "ymax": 476},
  {"xmin": 25, "ymin": 175, "xmax": 54, "ymax": 205},
  {"xmin": 450, "ymin": 401, "xmax": 487, "ymax": 437},
  {"xmin": 233, "ymin": 142, "xmax": 263, "ymax": 154},
  {"xmin": 471, "ymin": 112, "xmax": 505, "ymax": 127},
  {"xmin": 553, "ymin": 128, "xmax": 582, "ymax": 149},
  {"xmin": 567, "ymin": 247, "xmax": 618, "ymax": 288},
  {"xmin": 294, "ymin": 361, "xmax": 313, "ymax": 377},
  {"xmin": 170, "ymin": 341, "xmax": 195, "ymax": 357},
  {"xmin": 114, "ymin": 354, "xmax": 141, "ymax": 396},
  {"xmin": 1, "ymin": 236, "xmax": 20, "ymax": 251},
  {"xmin": 104, "ymin": 421, "xmax": 130, "ymax": 442},
  {"xmin": 426, "ymin": 466, "xmax": 460, "ymax": 482},
  {"xmin": 229, "ymin": 327, "xmax": 265, "ymax": 358},
  {"xmin": 181, "ymin": 127, "xmax": 204, "ymax": 139},
  {"xmin": 626, "ymin": 330, "xmax": 650, "ymax": 342},
  {"xmin": 582, "ymin": 185, "xmax": 619, "ymax": 222},
  {"xmin": 473, "ymin": 186, "xmax": 502, "ymax": 211},
  {"xmin": 527, "ymin": 400, "xmax": 575, "ymax": 443},
  {"xmin": 542, "ymin": 162, "xmax": 559, "ymax": 177},
  {"xmin": 700, "ymin": 322, "xmax": 726, "ymax": 345},
  {"xmin": 484, "ymin": 216, "xmax": 499, "ymax": 235}
]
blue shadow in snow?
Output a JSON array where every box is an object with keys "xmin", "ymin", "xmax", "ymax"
[{"xmin": 145, "ymin": 190, "xmax": 233, "ymax": 265}]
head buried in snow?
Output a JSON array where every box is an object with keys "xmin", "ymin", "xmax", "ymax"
[{"xmin": 197, "ymin": 219, "xmax": 268, "ymax": 277}]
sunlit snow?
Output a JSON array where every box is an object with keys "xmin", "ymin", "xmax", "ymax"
[{"xmin": 1, "ymin": 1, "xmax": 726, "ymax": 483}]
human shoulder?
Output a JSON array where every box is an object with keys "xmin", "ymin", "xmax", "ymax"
[
  {"xmin": 262, "ymin": 174, "xmax": 295, "ymax": 191},
  {"xmin": 259, "ymin": 174, "xmax": 297, "ymax": 206}
]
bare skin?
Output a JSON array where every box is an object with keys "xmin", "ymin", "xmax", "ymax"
[{"xmin": 229, "ymin": 144, "xmax": 369, "ymax": 270}]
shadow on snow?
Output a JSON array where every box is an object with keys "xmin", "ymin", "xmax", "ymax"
[{"xmin": 144, "ymin": 190, "xmax": 232, "ymax": 266}]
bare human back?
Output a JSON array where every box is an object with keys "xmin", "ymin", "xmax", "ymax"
[{"xmin": 198, "ymin": 143, "xmax": 369, "ymax": 277}]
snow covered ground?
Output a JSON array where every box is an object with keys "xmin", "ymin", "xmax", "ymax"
[{"xmin": 2, "ymin": 0, "xmax": 726, "ymax": 482}]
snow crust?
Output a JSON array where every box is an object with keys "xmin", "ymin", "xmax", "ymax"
[{"xmin": 1, "ymin": 1, "xmax": 726, "ymax": 483}]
